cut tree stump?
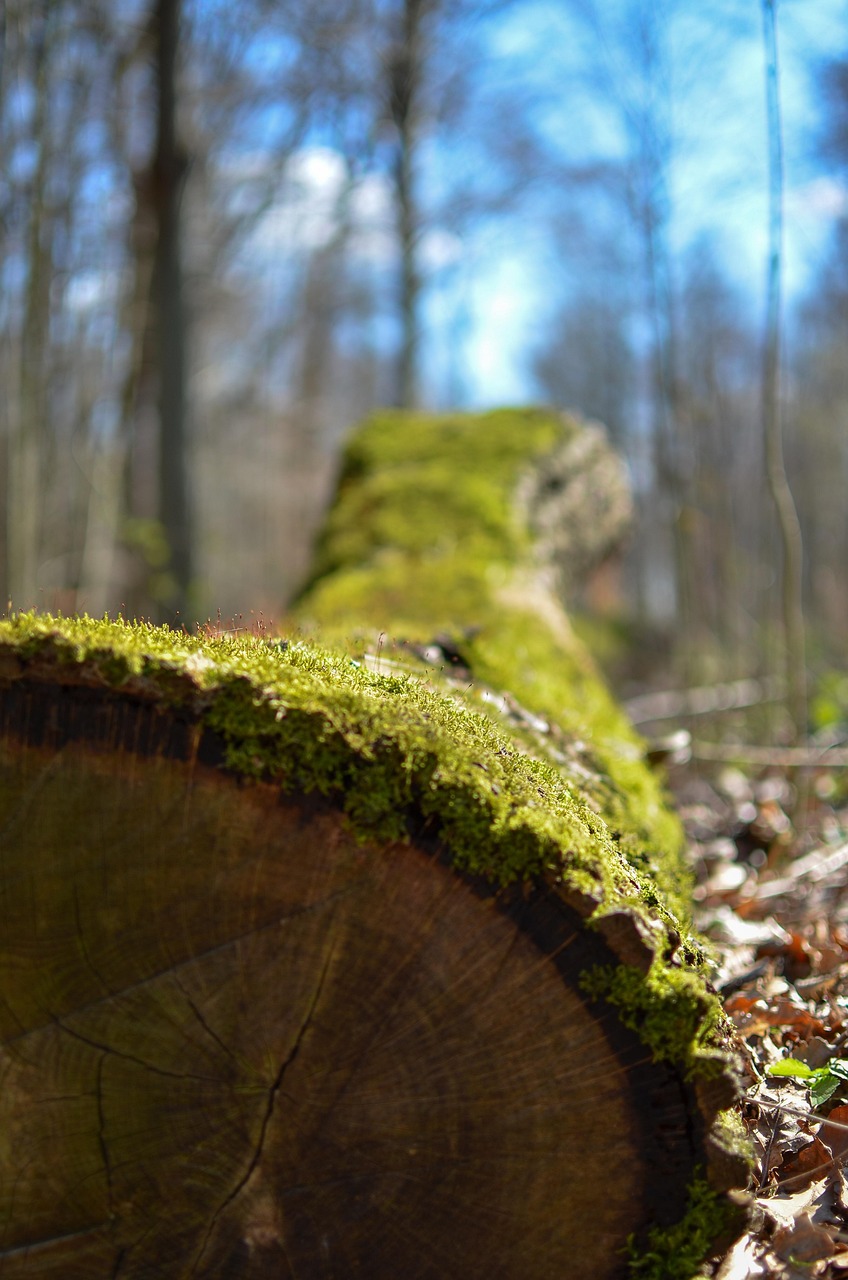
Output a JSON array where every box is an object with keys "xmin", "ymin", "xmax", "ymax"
[{"xmin": 0, "ymin": 410, "xmax": 747, "ymax": 1278}]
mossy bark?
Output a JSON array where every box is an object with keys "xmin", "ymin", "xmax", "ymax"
[
  {"xmin": 0, "ymin": 412, "xmax": 745, "ymax": 1278},
  {"xmin": 295, "ymin": 408, "xmax": 683, "ymax": 914}
]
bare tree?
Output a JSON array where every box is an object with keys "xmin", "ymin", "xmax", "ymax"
[
  {"xmin": 282, "ymin": 0, "xmax": 528, "ymax": 411},
  {"xmin": 761, "ymin": 0, "xmax": 806, "ymax": 739},
  {"xmin": 152, "ymin": 0, "xmax": 192, "ymax": 621},
  {"xmin": 5, "ymin": 0, "xmax": 56, "ymax": 607},
  {"xmin": 675, "ymin": 240, "xmax": 762, "ymax": 667},
  {"xmin": 532, "ymin": 290, "xmax": 634, "ymax": 449},
  {"xmin": 387, "ymin": 0, "xmax": 425, "ymax": 407}
]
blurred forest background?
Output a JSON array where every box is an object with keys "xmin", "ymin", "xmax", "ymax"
[{"xmin": 2, "ymin": 0, "xmax": 848, "ymax": 710}]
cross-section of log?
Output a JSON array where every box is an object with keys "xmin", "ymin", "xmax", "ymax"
[{"xmin": 0, "ymin": 415, "xmax": 746, "ymax": 1278}]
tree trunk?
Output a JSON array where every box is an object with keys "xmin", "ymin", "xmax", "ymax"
[
  {"xmin": 388, "ymin": 0, "xmax": 424, "ymax": 409},
  {"xmin": 153, "ymin": 0, "xmax": 192, "ymax": 622},
  {"xmin": 760, "ymin": 0, "xmax": 806, "ymax": 741},
  {"xmin": 6, "ymin": 0, "xmax": 55, "ymax": 608},
  {"xmin": 0, "ymin": 412, "xmax": 746, "ymax": 1278}
]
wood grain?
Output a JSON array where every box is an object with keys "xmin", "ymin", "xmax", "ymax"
[{"xmin": 0, "ymin": 679, "xmax": 702, "ymax": 1278}]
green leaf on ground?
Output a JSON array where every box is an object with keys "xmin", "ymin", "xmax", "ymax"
[
  {"xmin": 768, "ymin": 1059, "xmax": 815, "ymax": 1079},
  {"xmin": 768, "ymin": 1058, "xmax": 848, "ymax": 1108}
]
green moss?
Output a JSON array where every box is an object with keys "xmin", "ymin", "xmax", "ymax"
[
  {"xmin": 462, "ymin": 607, "xmax": 689, "ymax": 918},
  {"xmin": 713, "ymin": 1107, "xmax": 753, "ymax": 1167},
  {"xmin": 295, "ymin": 408, "xmax": 689, "ymax": 919},
  {"xmin": 0, "ymin": 612, "xmax": 639, "ymax": 903},
  {"xmin": 579, "ymin": 961, "xmax": 725, "ymax": 1076},
  {"xmin": 301, "ymin": 406, "xmax": 562, "ymax": 588},
  {"xmin": 627, "ymin": 1172, "xmax": 736, "ymax": 1280}
]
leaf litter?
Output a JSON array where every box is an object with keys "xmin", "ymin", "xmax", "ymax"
[{"xmin": 666, "ymin": 756, "xmax": 848, "ymax": 1278}]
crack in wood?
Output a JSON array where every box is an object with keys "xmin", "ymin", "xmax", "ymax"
[
  {"xmin": 0, "ymin": 1221, "xmax": 110, "ymax": 1261},
  {"xmin": 281, "ymin": 872, "xmax": 462, "ymax": 1148},
  {"xmin": 96, "ymin": 1051, "xmax": 113, "ymax": 1213},
  {"xmin": 188, "ymin": 930, "xmax": 339, "ymax": 1276},
  {"xmin": 3, "ymin": 883, "xmax": 362, "ymax": 1050},
  {"xmin": 54, "ymin": 1017, "xmax": 221, "ymax": 1085},
  {"xmin": 171, "ymin": 973, "xmax": 240, "ymax": 1066}
]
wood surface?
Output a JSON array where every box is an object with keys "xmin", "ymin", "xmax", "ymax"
[{"xmin": 0, "ymin": 673, "xmax": 711, "ymax": 1279}]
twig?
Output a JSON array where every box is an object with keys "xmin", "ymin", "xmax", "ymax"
[
  {"xmin": 690, "ymin": 741, "xmax": 848, "ymax": 768},
  {"xmin": 757, "ymin": 1110, "xmax": 782, "ymax": 1192},
  {"xmin": 624, "ymin": 675, "xmax": 785, "ymax": 726},
  {"xmin": 754, "ymin": 839, "xmax": 848, "ymax": 901},
  {"xmin": 750, "ymin": 1098, "xmax": 848, "ymax": 1190},
  {"xmin": 753, "ymin": 1098, "xmax": 848, "ymax": 1134}
]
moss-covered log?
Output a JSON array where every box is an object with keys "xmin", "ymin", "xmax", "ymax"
[{"xmin": 0, "ymin": 411, "xmax": 746, "ymax": 1278}]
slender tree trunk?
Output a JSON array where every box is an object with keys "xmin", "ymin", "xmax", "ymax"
[
  {"xmin": 153, "ymin": 0, "xmax": 192, "ymax": 622},
  {"xmin": 0, "ymin": 2, "xmax": 6, "ymax": 103},
  {"xmin": 643, "ymin": 210, "xmax": 695, "ymax": 664},
  {"xmin": 7, "ymin": 1, "xmax": 55, "ymax": 607},
  {"xmin": 0, "ymin": 0, "xmax": 10, "ymax": 606},
  {"xmin": 614, "ymin": 4, "xmax": 695, "ymax": 662},
  {"xmin": 389, "ymin": 0, "xmax": 424, "ymax": 409},
  {"xmin": 761, "ymin": 0, "xmax": 806, "ymax": 740}
]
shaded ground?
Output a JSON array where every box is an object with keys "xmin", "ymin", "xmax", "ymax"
[{"xmin": 661, "ymin": 742, "xmax": 848, "ymax": 1278}]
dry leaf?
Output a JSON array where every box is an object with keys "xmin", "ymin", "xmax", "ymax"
[
  {"xmin": 715, "ymin": 1233, "xmax": 768, "ymax": 1280},
  {"xmin": 771, "ymin": 1212, "xmax": 836, "ymax": 1263},
  {"xmin": 756, "ymin": 1178, "xmax": 831, "ymax": 1228},
  {"xmin": 730, "ymin": 997, "xmax": 827, "ymax": 1040},
  {"xmin": 819, "ymin": 1103, "xmax": 848, "ymax": 1162},
  {"xmin": 778, "ymin": 1138, "xmax": 835, "ymax": 1190},
  {"xmin": 833, "ymin": 1165, "xmax": 848, "ymax": 1215}
]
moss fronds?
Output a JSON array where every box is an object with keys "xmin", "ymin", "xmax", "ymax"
[
  {"xmin": 300, "ymin": 406, "xmax": 565, "ymax": 594},
  {"xmin": 0, "ymin": 612, "xmax": 637, "ymax": 901},
  {"xmin": 580, "ymin": 961, "xmax": 725, "ymax": 1074},
  {"xmin": 626, "ymin": 1173, "xmax": 735, "ymax": 1280},
  {"xmin": 295, "ymin": 409, "xmax": 689, "ymax": 915}
]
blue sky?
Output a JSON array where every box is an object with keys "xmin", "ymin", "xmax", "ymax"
[
  {"xmin": 174, "ymin": 0, "xmax": 848, "ymax": 413},
  {"xmin": 453, "ymin": 0, "xmax": 848, "ymax": 406}
]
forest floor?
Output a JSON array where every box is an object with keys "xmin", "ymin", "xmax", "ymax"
[{"xmin": 659, "ymin": 739, "xmax": 848, "ymax": 1279}]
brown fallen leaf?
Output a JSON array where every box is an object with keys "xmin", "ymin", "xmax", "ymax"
[
  {"xmin": 819, "ymin": 1103, "xmax": 848, "ymax": 1163},
  {"xmin": 731, "ymin": 998, "xmax": 828, "ymax": 1040},
  {"xmin": 758, "ymin": 930, "xmax": 814, "ymax": 981},
  {"xmin": 715, "ymin": 1232, "xmax": 768, "ymax": 1280},
  {"xmin": 833, "ymin": 1165, "xmax": 848, "ymax": 1215},
  {"xmin": 779, "ymin": 1137, "xmax": 836, "ymax": 1191},
  {"xmin": 771, "ymin": 1212, "xmax": 836, "ymax": 1264},
  {"xmin": 756, "ymin": 1178, "xmax": 831, "ymax": 1228},
  {"xmin": 794, "ymin": 1036, "xmax": 834, "ymax": 1069}
]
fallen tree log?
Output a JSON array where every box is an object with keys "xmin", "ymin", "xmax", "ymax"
[{"xmin": 0, "ymin": 409, "xmax": 747, "ymax": 1278}]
